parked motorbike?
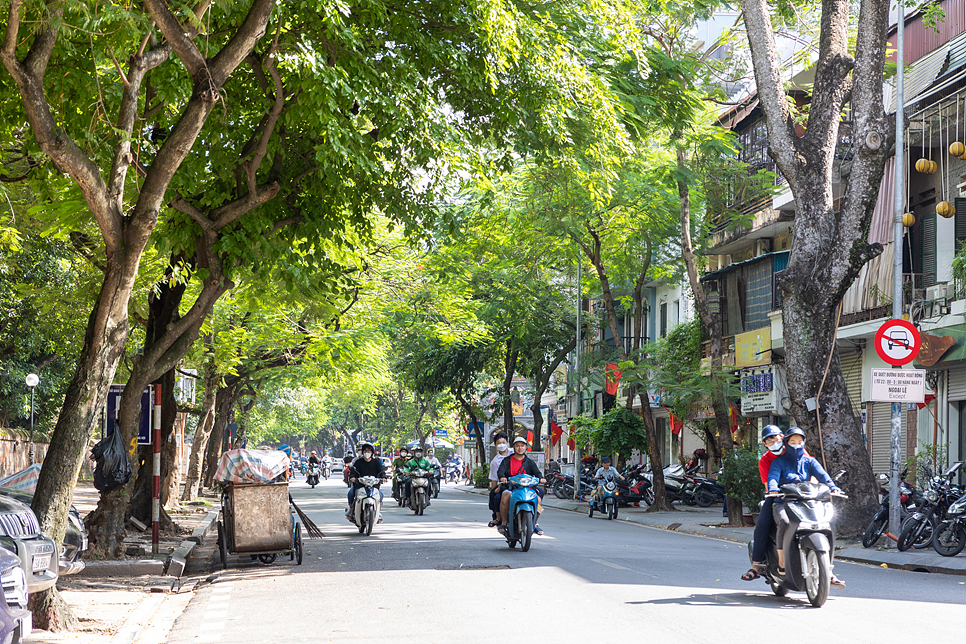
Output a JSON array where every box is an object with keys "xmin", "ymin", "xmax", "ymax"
[
  {"xmin": 897, "ymin": 461, "xmax": 964, "ymax": 552},
  {"xmin": 748, "ymin": 471, "xmax": 847, "ymax": 608},
  {"xmin": 617, "ymin": 473, "xmax": 653, "ymax": 507},
  {"xmin": 408, "ymin": 469, "xmax": 432, "ymax": 515},
  {"xmin": 349, "ymin": 476, "xmax": 383, "ymax": 536},
  {"xmin": 306, "ymin": 463, "xmax": 321, "ymax": 488},
  {"xmin": 503, "ymin": 474, "xmax": 540, "ymax": 552},
  {"xmin": 691, "ymin": 477, "xmax": 726, "ymax": 507},
  {"xmin": 861, "ymin": 471, "xmax": 915, "ymax": 548},
  {"xmin": 588, "ymin": 479, "xmax": 619, "ymax": 520},
  {"xmin": 933, "ymin": 492, "xmax": 966, "ymax": 557}
]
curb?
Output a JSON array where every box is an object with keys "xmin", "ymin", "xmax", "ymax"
[
  {"xmin": 168, "ymin": 511, "xmax": 219, "ymax": 577},
  {"xmin": 187, "ymin": 511, "xmax": 220, "ymax": 545},
  {"xmin": 78, "ymin": 559, "xmax": 166, "ymax": 578}
]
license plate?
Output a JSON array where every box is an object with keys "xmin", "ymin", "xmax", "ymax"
[{"xmin": 32, "ymin": 555, "xmax": 50, "ymax": 572}]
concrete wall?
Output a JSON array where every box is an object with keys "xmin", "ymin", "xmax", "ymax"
[{"xmin": 0, "ymin": 439, "xmax": 48, "ymax": 478}]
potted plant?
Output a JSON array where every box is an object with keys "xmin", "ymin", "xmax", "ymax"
[{"xmin": 719, "ymin": 446, "xmax": 765, "ymax": 524}]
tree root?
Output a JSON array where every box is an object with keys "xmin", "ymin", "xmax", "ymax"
[{"xmin": 29, "ymin": 587, "xmax": 78, "ymax": 632}]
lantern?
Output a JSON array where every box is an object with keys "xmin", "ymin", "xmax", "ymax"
[
  {"xmin": 929, "ymin": 160, "xmax": 939, "ymax": 174},
  {"xmin": 902, "ymin": 212, "xmax": 916, "ymax": 227},
  {"xmin": 937, "ymin": 201, "xmax": 955, "ymax": 218},
  {"xmin": 916, "ymin": 158, "xmax": 931, "ymax": 173},
  {"xmin": 951, "ymin": 142, "xmax": 966, "ymax": 157}
]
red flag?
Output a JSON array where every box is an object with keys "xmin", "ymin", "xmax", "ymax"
[
  {"xmin": 604, "ymin": 363, "xmax": 622, "ymax": 395},
  {"xmin": 670, "ymin": 412, "xmax": 683, "ymax": 436},
  {"xmin": 729, "ymin": 404, "xmax": 740, "ymax": 435},
  {"xmin": 566, "ymin": 434, "xmax": 575, "ymax": 450},
  {"xmin": 551, "ymin": 421, "xmax": 563, "ymax": 446},
  {"xmin": 916, "ymin": 394, "xmax": 936, "ymax": 410}
]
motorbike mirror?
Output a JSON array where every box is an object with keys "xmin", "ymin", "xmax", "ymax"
[
  {"xmin": 877, "ymin": 473, "xmax": 888, "ymax": 481},
  {"xmin": 832, "ymin": 469, "xmax": 846, "ymax": 482}
]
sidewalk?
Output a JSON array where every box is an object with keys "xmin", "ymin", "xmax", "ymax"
[
  {"xmin": 23, "ymin": 483, "xmax": 221, "ymax": 644},
  {"xmin": 453, "ymin": 485, "xmax": 966, "ymax": 576}
]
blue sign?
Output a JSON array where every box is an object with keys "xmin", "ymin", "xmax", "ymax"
[
  {"xmin": 434, "ymin": 429, "xmax": 447, "ymax": 437},
  {"xmin": 465, "ymin": 421, "xmax": 484, "ymax": 439},
  {"xmin": 105, "ymin": 384, "xmax": 153, "ymax": 444}
]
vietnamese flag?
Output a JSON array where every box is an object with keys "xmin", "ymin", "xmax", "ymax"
[
  {"xmin": 551, "ymin": 421, "xmax": 563, "ymax": 446},
  {"xmin": 604, "ymin": 363, "xmax": 622, "ymax": 395}
]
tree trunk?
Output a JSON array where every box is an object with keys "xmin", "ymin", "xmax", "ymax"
[
  {"xmin": 638, "ymin": 392, "xmax": 673, "ymax": 511},
  {"xmin": 502, "ymin": 342, "xmax": 519, "ymax": 436},
  {"xmin": 677, "ymin": 145, "xmax": 744, "ymax": 525},
  {"xmin": 127, "ymin": 368, "xmax": 178, "ymax": 529},
  {"xmin": 203, "ymin": 391, "xmax": 236, "ymax": 489},
  {"xmin": 182, "ymin": 362, "xmax": 217, "ymax": 501},
  {"xmin": 163, "ymin": 414, "xmax": 183, "ymax": 510}
]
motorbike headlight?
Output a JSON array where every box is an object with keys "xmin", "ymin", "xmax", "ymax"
[{"xmin": 924, "ymin": 490, "xmax": 939, "ymax": 503}]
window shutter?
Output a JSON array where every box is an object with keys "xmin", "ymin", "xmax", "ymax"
[
  {"xmin": 921, "ymin": 213, "xmax": 936, "ymax": 288},
  {"xmin": 956, "ymin": 198, "xmax": 966, "ymax": 254}
]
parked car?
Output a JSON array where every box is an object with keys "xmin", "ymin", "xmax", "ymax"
[
  {"xmin": 0, "ymin": 488, "xmax": 87, "ymax": 576},
  {"xmin": 0, "ymin": 496, "xmax": 58, "ymax": 594},
  {"xmin": 0, "ymin": 546, "xmax": 30, "ymax": 643}
]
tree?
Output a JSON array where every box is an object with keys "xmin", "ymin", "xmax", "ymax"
[{"xmin": 739, "ymin": 0, "xmax": 890, "ymax": 531}]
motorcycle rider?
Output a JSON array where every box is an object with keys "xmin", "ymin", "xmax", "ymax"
[
  {"xmin": 391, "ymin": 448, "xmax": 410, "ymax": 498},
  {"xmin": 308, "ymin": 451, "xmax": 321, "ymax": 466},
  {"xmin": 767, "ymin": 427, "xmax": 843, "ymax": 580},
  {"xmin": 497, "ymin": 436, "xmax": 547, "ymax": 536},
  {"xmin": 487, "ymin": 433, "xmax": 511, "ymax": 527},
  {"xmin": 347, "ymin": 442, "xmax": 387, "ymax": 522},
  {"xmin": 741, "ymin": 425, "xmax": 785, "ymax": 582},
  {"xmin": 427, "ymin": 448, "xmax": 443, "ymax": 484},
  {"xmin": 402, "ymin": 447, "xmax": 434, "ymax": 507},
  {"xmin": 591, "ymin": 457, "xmax": 624, "ymax": 505}
]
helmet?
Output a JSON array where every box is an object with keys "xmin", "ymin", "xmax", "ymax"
[
  {"xmin": 358, "ymin": 442, "xmax": 374, "ymax": 453},
  {"xmin": 761, "ymin": 425, "xmax": 782, "ymax": 441},
  {"xmin": 311, "ymin": 450, "xmax": 317, "ymax": 455},
  {"xmin": 601, "ymin": 457, "xmax": 611, "ymax": 463},
  {"xmin": 785, "ymin": 427, "xmax": 806, "ymax": 439},
  {"xmin": 512, "ymin": 436, "xmax": 528, "ymax": 446}
]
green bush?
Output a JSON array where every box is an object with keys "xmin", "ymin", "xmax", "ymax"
[
  {"xmin": 719, "ymin": 446, "xmax": 764, "ymax": 512},
  {"xmin": 472, "ymin": 465, "xmax": 490, "ymax": 488}
]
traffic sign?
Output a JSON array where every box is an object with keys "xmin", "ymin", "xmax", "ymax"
[
  {"xmin": 434, "ymin": 429, "xmax": 447, "ymax": 437},
  {"xmin": 870, "ymin": 368, "xmax": 926, "ymax": 403},
  {"xmin": 874, "ymin": 319, "xmax": 921, "ymax": 366},
  {"xmin": 465, "ymin": 421, "xmax": 484, "ymax": 439}
]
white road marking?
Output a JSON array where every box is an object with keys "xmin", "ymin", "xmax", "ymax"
[{"xmin": 591, "ymin": 558, "xmax": 632, "ymax": 570}]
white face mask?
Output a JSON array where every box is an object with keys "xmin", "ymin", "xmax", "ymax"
[
  {"xmin": 497, "ymin": 443, "xmax": 508, "ymax": 453},
  {"xmin": 767, "ymin": 442, "xmax": 784, "ymax": 454}
]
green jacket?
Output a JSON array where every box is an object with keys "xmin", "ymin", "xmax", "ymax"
[
  {"xmin": 403, "ymin": 457, "xmax": 433, "ymax": 473},
  {"xmin": 392, "ymin": 457, "xmax": 410, "ymax": 477}
]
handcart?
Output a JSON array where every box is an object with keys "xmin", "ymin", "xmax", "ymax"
[
  {"xmin": 213, "ymin": 449, "xmax": 303, "ymax": 569},
  {"xmin": 216, "ymin": 481, "xmax": 302, "ymax": 568}
]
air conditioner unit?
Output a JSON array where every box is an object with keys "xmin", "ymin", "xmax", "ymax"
[{"xmin": 926, "ymin": 283, "xmax": 953, "ymax": 301}]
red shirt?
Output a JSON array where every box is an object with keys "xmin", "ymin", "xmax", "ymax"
[{"xmin": 509, "ymin": 456, "xmax": 526, "ymax": 477}]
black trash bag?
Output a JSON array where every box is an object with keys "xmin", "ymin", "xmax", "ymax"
[{"xmin": 91, "ymin": 429, "xmax": 132, "ymax": 492}]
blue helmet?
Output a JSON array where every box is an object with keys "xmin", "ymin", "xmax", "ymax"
[
  {"xmin": 785, "ymin": 427, "xmax": 806, "ymax": 440},
  {"xmin": 761, "ymin": 425, "xmax": 782, "ymax": 441}
]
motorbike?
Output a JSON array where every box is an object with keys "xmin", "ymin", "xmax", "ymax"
[
  {"xmin": 408, "ymin": 469, "xmax": 433, "ymax": 515},
  {"xmin": 748, "ymin": 470, "xmax": 847, "ymax": 608},
  {"xmin": 861, "ymin": 471, "xmax": 916, "ymax": 548},
  {"xmin": 691, "ymin": 477, "xmax": 726, "ymax": 507},
  {"xmin": 933, "ymin": 491, "xmax": 966, "ymax": 557},
  {"xmin": 897, "ymin": 461, "xmax": 964, "ymax": 552},
  {"xmin": 431, "ymin": 465, "xmax": 441, "ymax": 498},
  {"xmin": 588, "ymin": 478, "xmax": 620, "ymax": 520},
  {"xmin": 393, "ymin": 473, "xmax": 409, "ymax": 506},
  {"xmin": 617, "ymin": 470, "xmax": 653, "ymax": 507},
  {"xmin": 446, "ymin": 462, "xmax": 460, "ymax": 484},
  {"xmin": 306, "ymin": 463, "xmax": 321, "ymax": 488},
  {"xmin": 321, "ymin": 462, "xmax": 330, "ymax": 480},
  {"xmin": 503, "ymin": 474, "xmax": 540, "ymax": 552},
  {"xmin": 349, "ymin": 476, "xmax": 383, "ymax": 536}
]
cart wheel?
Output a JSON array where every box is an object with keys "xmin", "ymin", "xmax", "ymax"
[
  {"xmin": 295, "ymin": 523, "xmax": 303, "ymax": 565},
  {"xmin": 217, "ymin": 521, "xmax": 227, "ymax": 570},
  {"xmin": 258, "ymin": 553, "xmax": 277, "ymax": 564}
]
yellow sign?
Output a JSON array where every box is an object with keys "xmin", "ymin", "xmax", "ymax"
[{"xmin": 736, "ymin": 327, "xmax": 771, "ymax": 367}]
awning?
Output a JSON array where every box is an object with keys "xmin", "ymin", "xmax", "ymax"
[
  {"xmin": 914, "ymin": 327, "xmax": 966, "ymax": 369},
  {"xmin": 717, "ymin": 98, "xmax": 759, "ymax": 130},
  {"xmin": 888, "ymin": 40, "xmax": 951, "ymax": 113},
  {"xmin": 700, "ymin": 250, "xmax": 789, "ymax": 282}
]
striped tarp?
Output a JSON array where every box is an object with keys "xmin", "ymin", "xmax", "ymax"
[{"xmin": 214, "ymin": 449, "xmax": 290, "ymax": 485}]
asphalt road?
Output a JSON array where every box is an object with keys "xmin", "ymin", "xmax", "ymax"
[{"xmin": 167, "ymin": 477, "xmax": 966, "ymax": 644}]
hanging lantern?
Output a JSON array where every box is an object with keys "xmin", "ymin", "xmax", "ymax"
[
  {"xmin": 929, "ymin": 160, "xmax": 939, "ymax": 174},
  {"xmin": 960, "ymin": 150, "xmax": 966, "ymax": 161},
  {"xmin": 902, "ymin": 212, "xmax": 916, "ymax": 227},
  {"xmin": 951, "ymin": 142, "xmax": 966, "ymax": 157},
  {"xmin": 916, "ymin": 158, "xmax": 931, "ymax": 173},
  {"xmin": 937, "ymin": 201, "xmax": 955, "ymax": 218}
]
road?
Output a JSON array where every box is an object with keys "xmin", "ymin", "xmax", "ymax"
[{"xmin": 167, "ymin": 477, "xmax": 966, "ymax": 643}]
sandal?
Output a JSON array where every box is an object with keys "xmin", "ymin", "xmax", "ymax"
[
  {"xmin": 741, "ymin": 568, "xmax": 761, "ymax": 581},
  {"xmin": 534, "ymin": 525, "xmax": 544, "ymax": 536},
  {"xmin": 497, "ymin": 525, "xmax": 508, "ymax": 536},
  {"xmin": 488, "ymin": 520, "xmax": 499, "ymax": 528}
]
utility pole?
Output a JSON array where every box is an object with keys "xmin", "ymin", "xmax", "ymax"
[
  {"xmin": 574, "ymin": 258, "xmax": 581, "ymax": 501},
  {"xmin": 889, "ymin": 7, "xmax": 905, "ymax": 543}
]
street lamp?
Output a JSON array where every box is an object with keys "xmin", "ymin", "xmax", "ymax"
[{"xmin": 24, "ymin": 373, "xmax": 39, "ymax": 464}]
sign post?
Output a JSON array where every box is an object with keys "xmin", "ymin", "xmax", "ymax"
[{"xmin": 152, "ymin": 385, "xmax": 161, "ymax": 554}]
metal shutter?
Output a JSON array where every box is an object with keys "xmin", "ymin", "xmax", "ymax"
[
  {"xmin": 948, "ymin": 368, "xmax": 966, "ymax": 401},
  {"xmin": 839, "ymin": 350, "xmax": 862, "ymax": 417},
  {"xmin": 870, "ymin": 401, "xmax": 908, "ymax": 475},
  {"xmin": 921, "ymin": 213, "xmax": 936, "ymax": 288},
  {"xmin": 956, "ymin": 198, "xmax": 966, "ymax": 254}
]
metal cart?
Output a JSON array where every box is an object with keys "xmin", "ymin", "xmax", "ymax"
[{"xmin": 216, "ymin": 482, "xmax": 303, "ymax": 568}]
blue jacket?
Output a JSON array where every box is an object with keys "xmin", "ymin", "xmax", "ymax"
[{"xmin": 767, "ymin": 448, "xmax": 839, "ymax": 493}]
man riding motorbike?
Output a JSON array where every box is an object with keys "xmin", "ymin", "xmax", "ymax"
[
  {"xmin": 766, "ymin": 427, "xmax": 844, "ymax": 587},
  {"xmin": 497, "ymin": 436, "xmax": 546, "ymax": 536},
  {"xmin": 308, "ymin": 451, "xmax": 321, "ymax": 466},
  {"xmin": 347, "ymin": 443, "xmax": 387, "ymax": 522},
  {"xmin": 591, "ymin": 457, "xmax": 624, "ymax": 505},
  {"xmin": 402, "ymin": 447, "xmax": 434, "ymax": 508},
  {"xmin": 391, "ymin": 448, "xmax": 411, "ymax": 499}
]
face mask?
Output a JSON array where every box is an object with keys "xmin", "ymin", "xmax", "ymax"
[
  {"xmin": 767, "ymin": 442, "xmax": 784, "ymax": 454},
  {"xmin": 497, "ymin": 443, "xmax": 508, "ymax": 453},
  {"xmin": 788, "ymin": 443, "xmax": 805, "ymax": 457},
  {"xmin": 363, "ymin": 452, "xmax": 373, "ymax": 460}
]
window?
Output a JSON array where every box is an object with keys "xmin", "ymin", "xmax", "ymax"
[
  {"xmin": 672, "ymin": 300, "xmax": 679, "ymax": 326},
  {"xmin": 660, "ymin": 303, "xmax": 668, "ymax": 338}
]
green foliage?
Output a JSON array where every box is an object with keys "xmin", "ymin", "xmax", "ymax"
[
  {"xmin": 472, "ymin": 465, "xmax": 490, "ymax": 489},
  {"xmin": 720, "ymin": 447, "xmax": 765, "ymax": 512},
  {"xmin": 568, "ymin": 407, "xmax": 648, "ymax": 458},
  {"xmin": 904, "ymin": 440, "xmax": 949, "ymax": 483},
  {"xmin": 952, "ymin": 245, "xmax": 966, "ymax": 294}
]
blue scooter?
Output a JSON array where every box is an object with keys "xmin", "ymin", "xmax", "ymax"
[
  {"xmin": 588, "ymin": 478, "xmax": 619, "ymax": 520},
  {"xmin": 504, "ymin": 474, "xmax": 541, "ymax": 552}
]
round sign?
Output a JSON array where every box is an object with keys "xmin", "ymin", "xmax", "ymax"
[
  {"xmin": 874, "ymin": 319, "xmax": 921, "ymax": 366},
  {"xmin": 24, "ymin": 373, "xmax": 39, "ymax": 387}
]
